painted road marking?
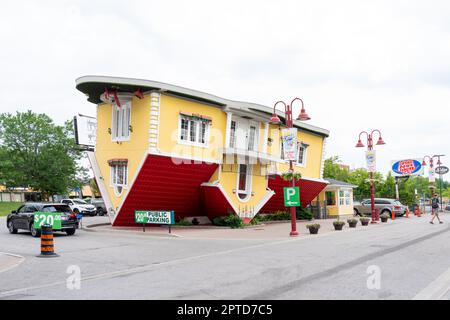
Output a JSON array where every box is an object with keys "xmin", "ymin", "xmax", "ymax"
[
  {"xmin": 413, "ymin": 267, "xmax": 450, "ymax": 300},
  {"xmin": 0, "ymin": 252, "xmax": 25, "ymax": 274}
]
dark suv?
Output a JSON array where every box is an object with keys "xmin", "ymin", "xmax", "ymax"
[{"xmin": 6, "ymin": 203, "xmax": 79, "ymax": 237}]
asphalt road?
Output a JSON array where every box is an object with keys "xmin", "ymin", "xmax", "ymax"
[{"xmin": 0, "ymin": 213, "xmax": 449, "ymax": 300}]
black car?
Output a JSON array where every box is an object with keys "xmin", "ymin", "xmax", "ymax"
[{"xmin": 6, "ymin": 203, "xmax": 79, "ymax": 237}]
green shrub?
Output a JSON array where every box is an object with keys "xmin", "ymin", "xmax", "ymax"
[
  {"xmin": 297, "ymin": 207, "xmax": 313, "ymax": 220},
  {"xmin": 175, "ymin": 219, "xmax": 192, "ymax": 226},
  {"xmin": 212, "ymin": 214, "xmax": 244, "ymax": 228},
  {"xmin": 212, "ymin": 216, "xmax": 227, "ymax": 226},
  {"xmin": 224, "ymin": 214, "xmax": 243, "ymax": 229}
]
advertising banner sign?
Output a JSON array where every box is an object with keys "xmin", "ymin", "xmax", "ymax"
[
  {"xmin": 281, "ymin": 128, "xmax": 298, "ymax": 161},
  {"xmin": 435, "ymin": 166, "xmax": 449, "ymax": 175},
  {"xmin": 33, "ymin": 212, "xmax": 62, "ymax": 229},
  {"xmin": 366, "ymin": 150, "xmax": 376, "ymax": 173},
  {"xmin": 74, "ymin": 114, "xmax": 97, "ymax": 147},
  {"xmin": 391, "ymin": 159, "xmax": 423, "ymax": 177}
]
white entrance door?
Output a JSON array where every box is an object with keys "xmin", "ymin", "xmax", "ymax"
[{"xmin": 234, "ymin": 118, "xmax": 258, "ymax": 151}]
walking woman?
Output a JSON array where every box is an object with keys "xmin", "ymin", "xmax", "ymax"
[{"xmin": 430, "ymin": 194, "xmax": 443, "ymax": 224}]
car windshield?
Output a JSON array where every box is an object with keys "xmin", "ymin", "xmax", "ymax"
[
  {"xmin": 394, "ymin": 200, "xmax": 402, "ymax": 205},
  {"xmin": 73, "ymin": 199, "xmax": 88, "ymax": 205},
  {"xmin": 42, "ymin": 205, "xmax": 72, "ymax": 213}
]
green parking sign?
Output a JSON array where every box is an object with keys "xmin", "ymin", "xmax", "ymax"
[
  {"xmin": 33, "ymin": 212, "xmax": 62, "ymax": 229},
  {"xmin": 284, "ymin": 187, "xmax": 300, "ymax": 207},
  {"xmin": 135, "ymin": 211, "xmax": 175, "ymax": 225}
]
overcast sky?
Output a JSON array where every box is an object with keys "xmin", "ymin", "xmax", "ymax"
[{"xmin": 0, "ymin": 0, "xmax": 449, "ymax": 176}]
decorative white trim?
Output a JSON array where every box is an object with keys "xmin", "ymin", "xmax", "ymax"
[
  {"xmin": 320, "ymin": 137, "xmax": 327, "ymax": 179},
  {"xmin": 111, "ymin": 153, "xmax": 149, "ymax": 226},
  {"xmin": 86, "ymin": 151, "xmax": 114, "ymax": 222},
  {"xmin": 254, "ymin": 189, "xmax": 276, "ymax": 214},
  {"xmin": 149, "ymin": 91, "xmax": 161, "ymax": 153},
  {"xmin": 262, "ymin": 122, "xmax": 269, "ymax": 153},
  {"xmin": 225, "ymin": 112, "xmax": 232, "ymax": 148}
]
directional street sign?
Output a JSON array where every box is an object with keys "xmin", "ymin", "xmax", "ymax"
[
  {"xmin": 283, "ymin": 187, "xmax": 300, "ymax": 207},
  {"xmin": 135, "ymin": 211, "xmax": 175, "ymax": 225}
]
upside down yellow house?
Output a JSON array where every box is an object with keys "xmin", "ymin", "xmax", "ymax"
[{"xmin": 76, "ymin": 76, "xmax": 330, "ymax": 226}]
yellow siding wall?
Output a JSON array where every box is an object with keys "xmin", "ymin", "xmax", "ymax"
[
  {"xmin": 268, "ymin": 124, "xmax": 325, "ymax": 179},
  {"xmin": 158, "ymin": 94, "xmax": 227, "ymax": 162},
  {"xmin": 219, "ymin": 163, "xmax": 269, "ymax": 211},
  {"xmin": 95, "ymin": 96, "xmax": 151, "ymax": 210}
]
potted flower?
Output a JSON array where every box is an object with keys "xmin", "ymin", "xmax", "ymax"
[
  {"xmin": 281, "ymin": 171, "xmax": 302, "ymax": 182},
  {"xmin": 306, "ymin": 223, "xmax": 320, "ymax": 234},
  {"xmin": 333, "ymin": 220, "xmax": 345, "ymax": 231},
  {"xmin": 360, "ymin": 217, "xmax": 370, "ymax": 226},
  {"xmin": 380, "ymin": 213, "xmax": 389, "ymax": 223},
  {"xmin": 347, "ymin": 218, "xmax": 358, "ymax": 228}
]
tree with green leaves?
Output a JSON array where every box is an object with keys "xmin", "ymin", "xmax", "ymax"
[{"xmin": 0, "ymin": 110, "xmax": 87, "ymax": 199}]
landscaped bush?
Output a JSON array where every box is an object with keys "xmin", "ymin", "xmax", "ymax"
[
  {"xmin": 297, "ymin": 207, "xmax": 314, "ymax": 220},
  {"xmin": 175, "ymin": 219, "xmax": 192, "ymax": 226},
  {"xmin": 224, "ymin": 214, "xmax": 244, "ymax": 229},
  {"xmin": 212, "ymin": 214, "xmax": 244, "ymax": 228},
  {"xmin": 258, "ymin": 211, "xmax": 291, "ymax": 221}
]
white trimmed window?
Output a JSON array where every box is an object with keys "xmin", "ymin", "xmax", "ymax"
[
  {"xmin": 109, "ymin": 160, "xmax": 128, "ymax": 196},
  {"xmin": 237, "ymin": 164, "xmax": 252, "ymax": 201},
  {"xmin": 339, "ymin": 189, "xmax": 352, "ymax": 206},
  {"xmin": 229, "ymin": 120, "xmax": 236, "ymax": 148},
  {"xmin": 111, "ymin": 102, "xmax": 131, "ymax": 141},
  {"xmin": 178, "ymin": 115, "xmax": 210, "ymax": 146},
  {"xmin": 296, "ymin": 143, "xmax": 308, "ymax": 166}
]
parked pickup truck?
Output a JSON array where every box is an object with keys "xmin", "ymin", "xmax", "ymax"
[{"xmin": 61, "ymin": 199, "xmax": 97, "ymax": 216}]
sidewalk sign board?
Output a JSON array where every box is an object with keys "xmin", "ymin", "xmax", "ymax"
[{"xmin": 135, "ymin": 211, "xmax": 175, "ymax": 233}]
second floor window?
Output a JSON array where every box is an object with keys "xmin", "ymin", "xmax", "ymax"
[
  {"xmin": 296, "ymin": 143, "xmax": 308, "ymax": 166},
  {"xmin": 179, "ymin": 115, "xmax": 209, "ymax": 146},
  {"xmin": 112, "ymin": 102, "xmax": 131, "ymax": 141}
]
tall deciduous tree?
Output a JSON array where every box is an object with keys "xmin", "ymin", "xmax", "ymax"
[{"xmin": 0, "ymin": 111, "xmax": 86, "ymax": 198}]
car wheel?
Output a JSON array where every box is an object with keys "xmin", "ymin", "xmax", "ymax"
[
  {"xmin": 97, "ymin": 208, "xmax": 104, "ymax": 216},
  {"xmin": 8, "ymin": 220, "xmax": 18, "ymax": 234},
  {"xmin": 66, "ymin": 229, "xmax": 76, "ymax": 236},
  {"xmin": 30, "ymin": 223, "xmax": 41, "ymax": 238}
]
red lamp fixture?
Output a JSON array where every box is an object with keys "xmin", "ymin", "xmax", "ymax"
[
  {"xmin": 376, "ymin": 136, "xmax": 386, "ymax": 145},
  {"xmin": 297, "ymin": 107, "xmax": 311, "ymax": 121},
  {"xmin": 270, "ymin": 114, "xmax": 281, "ymax": 124},
  {"xmin": 355, "ymin": 139, "xmax": 365, "ymax": 148}
]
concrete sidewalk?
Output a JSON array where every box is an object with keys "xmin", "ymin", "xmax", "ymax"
[{"xmin": 82, "ymin": 214, "xmax": 427, "ymax": 240}]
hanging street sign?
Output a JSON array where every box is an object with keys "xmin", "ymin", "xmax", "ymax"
[
  {"xmin": 281, "ymin": 128, "xmax": 298, "ymax": 161},
  {"xmin": 284, "ymin": 187, "xmax": 300, "ymax": 207},
  {"xmin": 33, "ymin": 212, "xmax": 62, "ymax": 230},
  {"xmin": 391, "ymin": 159, "xmax": 423, "ymax": 177},
  {"xmin": 366, "ymin": 150, "xmax": 376, "ymax": 173},
  {"xmin": 435, "ymin": 166, "xmax": 449, "ymax": 175}
]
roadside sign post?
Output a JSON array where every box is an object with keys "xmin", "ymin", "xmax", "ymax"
[
  {"xmin": 284, "ymin": 187, "xmax": 300, "ymax": 207},
  {"xmin": 435, "ymin": 166, "xmax": 448, "ymax": 212},
  {"xmin": 135, "ymin": 211, "xmax": 175, "ymax": 233}
]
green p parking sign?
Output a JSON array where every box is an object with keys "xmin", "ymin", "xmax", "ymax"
[
  {"xmin": 33, "ymin": 212, "xmax": 62, "ymax": 229},
  {"xmin": 284, "ymin": 187, "xmax": 300, "ymax": 207}
]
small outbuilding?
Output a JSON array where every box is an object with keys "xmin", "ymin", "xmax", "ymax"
[{"xmin": 322, "ymin": 179, "xmax": 357, "ymax": 218}]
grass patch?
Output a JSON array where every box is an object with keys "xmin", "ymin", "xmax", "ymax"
[{"xmin": 0, "ymin": 202, "xmax": 22, "ymax": 217}]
